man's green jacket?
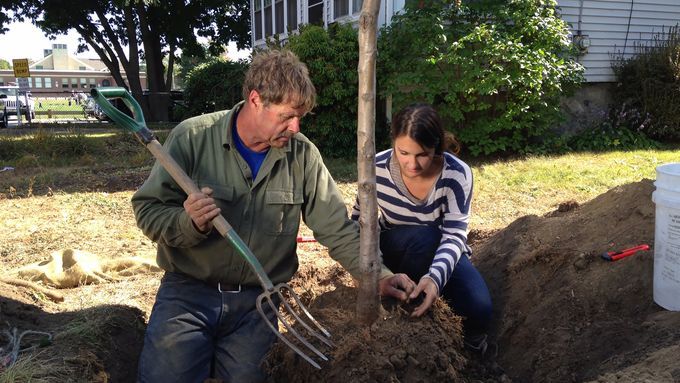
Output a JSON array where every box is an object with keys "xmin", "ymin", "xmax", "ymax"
[{"xmin": 131, "ymin": 102, "xmax": 391, "ymax": 286}]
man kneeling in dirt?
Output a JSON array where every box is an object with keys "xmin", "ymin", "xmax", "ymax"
[{"xmin": 131, "ymin": 49, "xmax": 416, "ymax": 383}]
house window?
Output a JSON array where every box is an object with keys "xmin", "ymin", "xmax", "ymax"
[
  {"xmin": 71, "ymin": 78, "xmax": 78, "ymax": 88},
  {"xmin": 79, "ymin": 66, "xmax": 87, "ymax": 70},
  {"xmin": 254, "ymin": 0, "xmax": 263, "ymax": 40},
  {"xmin": 309, "ymin": 0, "xmax": 324, "ymax": 25},
  {"xmin": 89, "ymin": 78, "xmax": 96, "ymax": 87},
  {"xmin": 45, "ymin": 78, "xmax": 52, "ymax": 88},
  {"xmin": 287, "ymin": 0, "xmax": 298, "ymax": 30},
  {"xmin": 275, "ymin": 0, "xmax": 284, "ymax": 34},
  {"xmin": 353, "ymin": 0, "xmax": 363, "ymax": 13},
  {"xmin": 264, "ymin": 0, "xmax": 273, "ymax": 37},
  {"xmin": 35, "ymin": 77, "xmax": 43, "ymax": 88},
  {"xmin": 80, "ymin": 78, "xmax": 88, "ymax": 88},
  {"xmin": 255, "ymin": 0, "xmax": 301, "ymax": 40},
  {"xmin": 36, "ymin": 65, "xmax": 44, "ymax": 70},
  {"xmin": 335, "ymin": 0, "xmax": 349, "ymax": 18},
  {"xmin": 102, "ymin": 79, "xmax": 111, "ymax": 87}
]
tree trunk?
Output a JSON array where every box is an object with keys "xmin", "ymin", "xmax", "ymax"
[
  {"xmin": 166, "ymin": 43, "xmax": 176, "ymax": 90},
  {"xmin": 355, "ymin": 0, "xmax": 381, "ymax": 325},
  {"xmin": 121, "ymin": 4, "xmax": 149, "ymax": 119},
  {"xmin": 137, "ymin": 2, "xmax": 170, "ymax": 122}
]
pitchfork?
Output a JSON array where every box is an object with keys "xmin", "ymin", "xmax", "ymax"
[{"xmin": 91, "ymin": 87, "xmax": 333, "ymax": 369}]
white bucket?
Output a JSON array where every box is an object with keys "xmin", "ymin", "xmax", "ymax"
[{"xmin": 652, "ymin": 162, "xmax": 680, "ymax": 311}]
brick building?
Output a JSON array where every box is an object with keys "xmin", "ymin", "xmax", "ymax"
[{"xmin": 0, "ymin": 43, "xmax": 147, "ymax": 94}]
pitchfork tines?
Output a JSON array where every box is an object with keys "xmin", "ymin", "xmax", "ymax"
[{"xmin": 257, "ymin": 282, "xmax": 334, "ymax": 369}]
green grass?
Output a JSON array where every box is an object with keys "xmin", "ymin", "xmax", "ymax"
[
  {"xmin": 0, "ymin": 128, "xmax": 169, "ymax": 167},
  {"xmin": 34, "ymin": 98, "xmax": 86, "ymax": 119},
  {"xmin": 470, "ymin": 150, "xmax": 678, "ymax": 230},
  {"xmin": 35, "ymin": 98, "xmax": 83, "ymax": 112}
]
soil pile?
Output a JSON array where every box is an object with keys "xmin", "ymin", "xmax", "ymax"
[
  {"xmin": 266, "ymin": 284, "xmax": 468, "ymax": 383},
  {"xmin": 474, "ymin": 179, "xmax": 680, "ymax": 382}
]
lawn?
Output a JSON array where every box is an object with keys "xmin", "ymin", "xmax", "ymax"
[{"xmin": 34, "ymin": 97, "xmax": 88, "ymax": 119}]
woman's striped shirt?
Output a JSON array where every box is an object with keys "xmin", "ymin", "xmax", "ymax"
[{"xmin": 351, "ymin": 149, "xmax": 473, "ymax": 293}]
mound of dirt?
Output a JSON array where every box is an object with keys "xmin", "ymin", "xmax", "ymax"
[
  {"xmin": 266, "ymin": 285, "xmax": 469, "ymax": 383},
  {"xmin": 474, "ymin": 179, "xmax": 680, "ymax": 382}
]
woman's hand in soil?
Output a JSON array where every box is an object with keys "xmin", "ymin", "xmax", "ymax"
[
  {"xmin": 379, "ymin": 273, "xmax": 416, "ymax": 301},
  {"xmin": 409, "ymin": 278, "xmax": 438, "ymax": 317},
  {"xmin": 184, "ymin": 187, "xmax": 221, "ymax": 233}
]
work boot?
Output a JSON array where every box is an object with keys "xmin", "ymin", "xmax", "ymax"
[{"xmin": 464, "ymin": 334, "xmax": 498, "ymax": 361}]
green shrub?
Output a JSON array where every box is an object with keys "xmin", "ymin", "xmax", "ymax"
[
  {"xmin": 284, "ymin": 23, "xmax": 381, "ymax": 157},
  {"xmin": 567, "ymin": 105, "xmax": 660, "ymax": 151},
  {"xmin": 612, "ymin": 25, "xmax": 680, "ymax": 141},
  {"xmin": 377, "ymin": 0, "xmax": 584, "ymax": 156},
  {"xmin": 183, "ymin": 59, "xmax": 248, "ymax": 117}
]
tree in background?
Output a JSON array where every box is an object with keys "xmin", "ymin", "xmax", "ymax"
[
  {"xmin": 378, "ymin": 0, "xmax": 584, "ymax": 156},
  {"xmin": 0, "ymin": 0, "xmax": 250, "ymax": 122},
  {"xmin": 0, "ymin": 59, "xmax": 10, "ymax": 69}
]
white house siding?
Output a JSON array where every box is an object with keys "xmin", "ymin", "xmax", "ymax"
[
  {"xmin": 251, "ymin": 0, "xmax": 680, "ymax": 83},
  {"xmin": 557, "ymin": 0, "xmax": 680, "ymax": 82},
  {"xmin": 250, "ymin": 0, "xmax": 406, "ymax": 48}
]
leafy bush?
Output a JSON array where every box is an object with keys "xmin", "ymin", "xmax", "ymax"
[
  {"xmin": 612, "ymin": 25, "xmax": 680, "ymax": 141},
  {"xmin": 567, "ymin": 105, "xmax": 660, "ymax": 151},
  {"xmin": 377, "ymin": 0, "xmax": 584, "ymax": 156},
  {"xmin": 284, "ymin": 23, "xmax": 381, "ymax": 157},
  {"xmin": 183, "ymin": 59, "xmax": 248, "ymax": 117}
]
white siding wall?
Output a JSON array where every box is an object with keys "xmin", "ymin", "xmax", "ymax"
[
  {"xmin": 252, "ymin": 1, "xmax": 680, "ymax": 83},
  {"xmin": 251, "ymin": 0, "xmax": 405, "ymax": 48},
  {"xmin": 558, "ymin": 0, "xmax": 680, "ymax": 82}
]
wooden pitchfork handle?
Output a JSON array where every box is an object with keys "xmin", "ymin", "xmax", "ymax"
[{"xmin": 91, "ymin": 87, "xmax": 332, "ymax": 369}]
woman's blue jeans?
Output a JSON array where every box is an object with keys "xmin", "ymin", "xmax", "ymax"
[
  {"xmin": 137, "ymin": 272, "xmax": 279, "ymax": 383},
  {"xmin": 380, "ymin": 225, "xmax": 493, "ymax": 337}
]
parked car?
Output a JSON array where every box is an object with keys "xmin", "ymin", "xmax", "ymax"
[
  {"xmin": 0, "ymin": 86, "xmax": 35, "ymax": 120},
  {"xmin": 82, "ymin": 96, "xmax": 109, "ymax": 121}
]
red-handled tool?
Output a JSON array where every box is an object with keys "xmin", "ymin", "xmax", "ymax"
[
  {"xmin": 601, "ymin": 244, "xmax": 650, "ymax": 262},
  {"xmin": 296, "ymin": 236, "xmax": 317, "ymax": 243}
]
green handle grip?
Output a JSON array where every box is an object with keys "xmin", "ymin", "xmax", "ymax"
[
  {"xmin": 90, "ymin": 87, "xmax": 147, "ymax": 134},
  {"xmin": 91, "ymin": 87, "xmax": 275, "ymax": 290}
]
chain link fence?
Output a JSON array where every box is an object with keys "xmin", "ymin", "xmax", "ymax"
[
  {"xmin": 2, "ymin": 89, "xmax": 186, "ymax": 128},
  {"xmin": 1, "ymin": 90, "xmax": 109, "ymax": 128}
]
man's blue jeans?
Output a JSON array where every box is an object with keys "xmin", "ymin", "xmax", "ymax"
[
  {"xmin": 137, "ymin": 272, "xmax": 278, "ymax": 383},
  {"xmin": 380, "ymin": 225, "xmax": 493, "ymax": 337}
]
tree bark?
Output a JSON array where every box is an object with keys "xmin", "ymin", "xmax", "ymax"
[
  {"xmin": 75, "ymin": 4, "xmax": 149, "ymax": 118},
  {"xmin": 136, "ymin": 2, "xmax": 170, "ymax": 122},
  {"xmin": 355, "ymin": 0, "xmax": 381, "ymax": 325},
  {"xmin": 166, "ymin": 43, "xmax": 176, "ymax": 90},
  {"xmin": 121, "ymin": 4, "xmax": 148, "ymax": 118}
]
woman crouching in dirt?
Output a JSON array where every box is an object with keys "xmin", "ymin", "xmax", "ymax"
[{"xmin": 351, "ymin": 103, "xmax": 494, "ymax": 357}]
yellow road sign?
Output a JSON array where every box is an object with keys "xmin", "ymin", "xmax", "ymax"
[{"xmin": 13, "ymin": 59, "xmax": 30, "ymax": 78}]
